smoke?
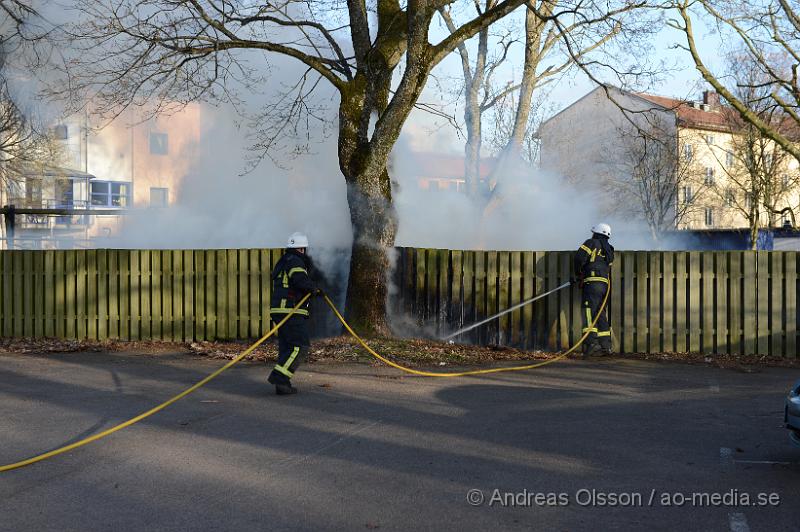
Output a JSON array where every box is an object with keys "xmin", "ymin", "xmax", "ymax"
[{"xmin": 391, "ymin": 132, "xmax": 662, "ymax": 252}]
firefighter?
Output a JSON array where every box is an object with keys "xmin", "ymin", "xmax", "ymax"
[
  {"xmin": 574, "ymin": 223, "xmax": 614, "ymax": 356},
  {"xmin": 268, "ymin": 232, "xmax": 319, "ymax": 395}
]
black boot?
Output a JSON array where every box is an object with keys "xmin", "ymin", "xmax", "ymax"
[{"xmin": 275, "ymin": 383, "xmax": 298, "ymax": 395}]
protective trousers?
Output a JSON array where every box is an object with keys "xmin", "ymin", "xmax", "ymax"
[
  {"xmin": 581, "ymin": 280, "xmax": 611, "ymax": 350},
  {"xmin": 269, "ymin": 315, "xmax": 310, "ymax": 385}
]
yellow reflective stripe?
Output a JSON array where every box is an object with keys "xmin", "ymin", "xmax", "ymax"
[
  {"xmin": 288, "ymin": 267, "xmax": 308, "ymax": 278},
  {"xmin": 582, "ymin": 328, "xmax": 598, "ymax": 333},
  {"xmin": 282, "ymin": 272, "xmax": 289, "ymax": 288},
  {"xmin": 579, "ymin": 244, "xmax": 592, "ymax": 254},
  {"xmin": 596, "ymin": 330, "xmax": 611, "ymax": 337},
  {"xmin": 270, "ymin": 308, "xmax": 310, "ymax": 316},
  {"xmin": 280, "ymin": 298, "xmax": 287, "ymax": 309},
  {"xmin": 590, "ymin": 248, "xmax": 598, "ymax": 262},
  {"xmin": 585, "ymin": 276, "xmax": 609, "ymax": 283},
  {"xmin": 274, "ymin": 347, "xmax": 300, "ymax": 378}
]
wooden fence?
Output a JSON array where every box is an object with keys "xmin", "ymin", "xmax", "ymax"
[
  {"xmin": 393, "ymin": 248, "xmax": 799, "ymax": 357},
  {"xmin": 0, "ymin": 248, "xmax": 797, "ymax": 357},
  {"xmin": 0, "ymin": 249, "xmax": 321, "ymax": 342}
]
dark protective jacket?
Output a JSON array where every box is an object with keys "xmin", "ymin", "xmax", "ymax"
[
  {"xmin": 270, "ymin": 249, "xmax": 315, "ymax": 317},
  {"xmin": 574, "ymin": 233, "xmax": 615, "ymax": 282}
]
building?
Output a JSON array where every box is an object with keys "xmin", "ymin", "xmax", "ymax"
[
  {"xmin": 539, "ymin": 86, "xmax": 800, "ymax": 232},
  {"xmin": 1, "ymin": 104, "xmax": 201, "ymax": 248},
  {"xmin": 397, "ymin": 151, "xmax": 496, "ymax": 195}
]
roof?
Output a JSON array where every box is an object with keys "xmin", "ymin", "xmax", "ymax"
[
  {"xmin": 635, "ymin": 93, "xmax": 737, "ymax": 133},
  {"xmin": 16, "ymin": 163, "xmax": 97, "ymax": 180}
]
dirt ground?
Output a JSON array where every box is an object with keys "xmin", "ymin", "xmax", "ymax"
[{"xmin": 0, "ymin": 335, "xmax": 797, "ymax": 372}]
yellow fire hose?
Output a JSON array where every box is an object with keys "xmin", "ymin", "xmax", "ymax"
[
  {"xmin": 0, "ymin": 295, "xmax": 311, "ymax": 473},
  {"xmin": 324, "ymin": 279, "xmax": 610, "ymax": 377},
  {"xmin": 1, "ymin": 280, "xmax": 610, "ymax": 472}
]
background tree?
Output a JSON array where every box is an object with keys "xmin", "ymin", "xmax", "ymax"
[
  {"xmin": 671, "ymin": 0, "xmax": 800, "ymax": 164},
  {"xmin": 706, "ymin": 53, "xmax": 800, "ymax": 248},
  {"xmin": 440, "ymin": 0, "xmax": 642, "ymax": 197},
  {"xmin": 52, "ymin": 0, "xmax": 530, "ymax": 334},
  {"xmin": 609, "ymin": 116, "xmax": 708, "ymax": 241}
]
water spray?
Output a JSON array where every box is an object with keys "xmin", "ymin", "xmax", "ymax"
[{"xmin": 442, "ymin": 281, "xmax": 572, "ymax": 342}]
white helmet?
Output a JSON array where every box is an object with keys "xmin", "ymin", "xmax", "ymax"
[
  {"xmin": 287, "ymin": 232, "xmax": 309, "ymax": 249},
  {"xmin": 591, "ymin": 223, "xmax": 612, "ymax": 238}
]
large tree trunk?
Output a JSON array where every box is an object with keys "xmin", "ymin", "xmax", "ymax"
[{"xmin": 343, "ymin": 170, "xmax": 396, "ymax": 335}]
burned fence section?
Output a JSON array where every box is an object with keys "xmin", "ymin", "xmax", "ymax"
[{"xmin": 392, "ymin": 248, "xmax": 799, "ymax": 357}]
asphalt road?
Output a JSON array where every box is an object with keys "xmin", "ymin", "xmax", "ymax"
[{"xmin": 1, "ymin": 352, "xmax": 798, "ymax": 531}]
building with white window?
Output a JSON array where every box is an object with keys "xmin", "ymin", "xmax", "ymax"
[
  {"xmin": 1, "ymin": 104, "xmax": 201, "ymax": 248},
  {"xmin": 539, "ymin": 86, "xmax": 800, "ymax": 232}
]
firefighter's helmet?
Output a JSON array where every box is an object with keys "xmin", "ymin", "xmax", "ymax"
[
  {"xmin": 287, "ymin": 232, "xmax": 309, "ymax": 249},
  {"xmin": 591, "ymin": 223, "xmax": 612, "ymax": 238}
]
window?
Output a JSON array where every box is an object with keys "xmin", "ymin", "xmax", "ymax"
[
  {"xmin": 683, "ymin": 144, "xmax": 693, "ymax": 162},
  {"xmin": 25, "ymin": 179, "xmax": 43, "ymax": 204},
  {"xmin": 53, "ymin": 124, "xmax": 68, "ymax": 140},
  {"xmin": 725, "ymin": 151, "xmax": 734, "ymax": 168},
  {"xmin": 725, "ymin": 188, "xmax": 735, "ymax": 206},
  {"xmin": 782, "ymin": 174, "xmax": 790, "ymax": 189},
  {"xmin": 150, "ymin": 187, "xmax": 168, "ymax": 207},
  {"xmin": 149, "ymin": 132, "xmax": 168, "ymax": 155},
  {"xmin": 704, "ymin": 167, "xmax": 715, "ymax": 186},
  {"xmin": 705, "ymin": 208, "xmax": 714, "ymax": 227},
  {"xmin": 705, "ymin": 135, "xmax": 715, "ymax": 145},
  {"xmin": 91, "ymin": 181, "xmax": 131, "ymax": 207},
  {"xmin": 764, "ymin": 153, "xmax": 773, "ymax": 167},
  {"xmin": 745, "ymin": 193, "xmax": 753, "ymax": 210},
  {"xmin": 681, "ymin": 186, "xmax": 693, "ymax": 204}
]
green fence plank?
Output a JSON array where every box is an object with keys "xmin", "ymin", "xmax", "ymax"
[
  {"xmin": 743, "ymin": 253, "xmax": 757, "ymax": 355},
  {"xmin": 757, "ymin": 252, "xmax": 769, "ymax": 356},
  {"xmin": 64, "ymin": 251, "xmax": 76, "ymax": 339},
  {"xmin": 546, "ymin": 252, "xmax": 561, "ymax": 350},
  {"xmin": 451, "ymin": 250, "xmax": 463, "ymax": 337},
  {"xmin": 474, "ymin": 252, "xmax": 487, "ymax": 344},
  {"xmin": 196, "ymin": 250, "xmax": 207, "ymax": 341},
  {"xmin": 498, "ymin": 251, "xmax": 510, "ymax": 343},
  {"xmin": 771, "ymin": 253, "xmax": 785, "ymax": 357},
  {"xmin": 215, "ymin": 250, "xmax": 226, "ymax": 339},
  {"xmin": 509, "ymin": 251, "xmax": 521, "ymax": 345},
  {"xmin": 701, "ymin": 252, "xmax": 714, "ymax": 354},
  {"xmin": 247, "ymin": 249, "xmax": 258, "ymax": 338},
  {"xmin": 237, "ymin": 249, "xmax": 248, "ymax": 339},
  {"xmin": 108, "ymin": 251, "xmax": 119, "ymax": 339},
  {"xmin": 97, "ymin": 250, "xmax": 107, "ymax": 341},
  {"xmin": 130, "ymin": 249, "xmax": 143, "ymax": 340},
  {"xmin": 168, "ymin": 250, "xmax": 179, "ymax": 341},
  {"xmin": 729, "ymin": 252, "xmax": 742, "ymax": 355},
  {"xmin": 787, "ymin": 253, "xmax": 797, "ymax": 358},
  {"xmin": 119, "ymin": 251, "xmax": 130, "ymax": 340},
  {"xmin": 521, "ymin": 251, "xmax": 534, "ymax": 349},
  {"xmin": 462, "ymin": 251, "xmax": 475, "ymax": 340},
  {"xmin": 610, "ymin": 252, "xmax": 623, "ymax": 353},
  {"xmin": 75, "ymin": 251, "xmax": 86, "ymax": 339},
  {"xmin": 688, "ymin": 252, "xmax": 701, "ymax": 353},
  {"xmin": 259, "ymin": 249, "xmax": 271, "ymax": 335},
  {"xmin": 163, "ymin": 250, "xmax": 174, "ymax": 341},
  {"xmin": 674, "ymin": 252, "xmax": 687, "ymax": 353},
  {"xmin": 183, "ymin": 250, "xmax": 194, "ymax": 341},
  {"xmin": 486, "ymin": 251, "xmax": 498, "ymax": 344},
  {"xmin": 150, "ymin": 250, "xmax": 161, "ymax": 340},
  {"xmin": 87, "ymin": 250, "xmax": 97, "ymax": 340},
  {"xmin": 227, "ymin": 249, "xmax": 237, "ymax": 340},
  {"xmin": 11, "ymin": 252, "xmax": 22, "ymax": 337},
  {"xmin": 715, "ymin": 252, "xmax": 728, "ymax": 354},
  {"xmin": 44, "ymin": 250, "xmax": 55, "ymax": 337},
  {"xmin": 22, "ymin": 251, "xmax": 33, "ymax": 337},
  {"xmin": 648, "ymin": 252, "xmax": 661, "ymax": 353},
  {"xmin": 661, "ymin": 252, "xmax": 674, "ymax": 353},
  {"xmin": 31, "ymin": 251, "xmax": 43, "ymax": 337},
  {"xmin": 438, "ymin": 249, "xmax": 449, "ymax": 335},
  {"xmin": 415, "ymin": 248, "xmax": 426, "ymax": 323},
  {"xmin": 635, "ymin": 252, "xmax": 648, "ymax": 353}
]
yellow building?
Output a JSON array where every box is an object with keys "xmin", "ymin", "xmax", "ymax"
[{"xmin": 539, "ymin": 87, "xmax": 800, "ymax": 232}]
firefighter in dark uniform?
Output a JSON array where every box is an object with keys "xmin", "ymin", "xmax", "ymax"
[
  {"xmin": 574, "ymin": 223, "xmax": 614, "ymax": 356},
  {"xmin": 268, "ymin": 232, "xmax": 318, "ymax": 395}
]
